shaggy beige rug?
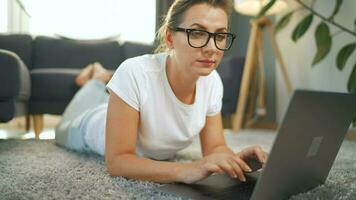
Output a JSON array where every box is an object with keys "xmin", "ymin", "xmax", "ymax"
[{"xmin": 0, "ymin": 129, "xmax": 355, "ymax": 199}]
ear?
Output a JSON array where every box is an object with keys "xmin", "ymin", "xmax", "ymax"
[{"xmin": 165, "ymin": 30, "xmax": 174, "ymax": 49}]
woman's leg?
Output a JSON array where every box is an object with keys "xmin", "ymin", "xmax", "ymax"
[
  {"xmin": 55, "ymin": 80, "xmax": 109, "ymax": 151},
  {"xmin": 55, "ymin": 63, "xmax": 112, "ymax": 152},
  {"xmin": 62, "ymin": 80, "xmax": 109, "ymax": 122}
]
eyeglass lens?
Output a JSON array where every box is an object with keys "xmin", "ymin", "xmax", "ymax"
[{"xmin": 188, "ymin": 30, "xmax": 233, "ymax": 50}]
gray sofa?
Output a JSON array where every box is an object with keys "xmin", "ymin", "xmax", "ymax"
[
  {"xmin": 0, "ymin": 35, "xmax": 33, "ymax": 128},
  {"xmin": 0, "ymin": 34, "xmax": 155, "ymax": 137},
  {"xmin": 0, "ymin": 34, "xmax": 244, "ymax": 137},
  {"xmin": 0, "ymin": 49, "xmax": 31, "ymax": 124}
]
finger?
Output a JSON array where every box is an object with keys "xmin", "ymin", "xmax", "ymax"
[
  {"xmin": 254, "ymin": 147, "xmax": 266, "ymax": 163},
  {"xmin": 262, "ymin": 151, "xmax": 268, "ymax": 163},
  {"xmin": 205, "ymin": 163, "xmax": 224, "ymax": 174},
  {"xmin": 237, "ymin": 146, "xmax": 257, "ymax": 160},
  {"xmin": 232, "ymin": 156, "xmax": 252, "ymax": 172},
  {"xmin": 219, "ymin": 162, "xmax": 238, "ymax": 179},
  {"xmin": 228, "ymin": 159, "xmax": 246, "ymax": 182}
]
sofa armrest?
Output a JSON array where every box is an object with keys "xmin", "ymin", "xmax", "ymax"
[{"xmin": 0, "ymin": 49, "xmax": 31, "ymax": 101}]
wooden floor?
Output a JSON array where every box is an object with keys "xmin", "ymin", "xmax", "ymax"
[
  {"xmin": 0, "ymin": 115, "xmax": 60, "ymax": 139},
  {"xmin": 1, "ymin": 115, "xmax": 356, "ymax": 141}
]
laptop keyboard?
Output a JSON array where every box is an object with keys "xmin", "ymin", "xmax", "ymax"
[
  {"xmin": 201, "ymin": 180, "xmax": 256, "ymax": 200},
  {"xmin": 159, "ymin": 173, "xmax": 259, "ymax": 200}
]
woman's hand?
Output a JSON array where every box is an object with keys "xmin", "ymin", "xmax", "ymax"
[
  {"xmin": 177, "ymin": 146, "xmax": 268, "ymax": 184},
  {"xmin": 236, "ymin": 145, "xmax": 268, "ymax": 170},
  {"xmin": 177, "ymin": 153, "xmax": 253, "ymax": 184}
]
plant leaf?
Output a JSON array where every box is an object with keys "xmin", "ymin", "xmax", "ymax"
[
  {"xmin": 256, "ymin": 0, "xmax": 276, "ymax": 18},
  {"xmin": 329, "ymin": 0, "xmax": 343, "ymax": 20},
  {"xmin": 347, "ymin": 62, "xmax": 356, "ymax": 93},
  {"xmin": 292, "ymin": 14, "xmax": 314, "ymax": 42},
  {"xmin": 337, "ymin": 43, "xmax": 356, "ymax": 71},
  {"xmin": 312, "ymin": 22, "xmax": 332, "ymax": 66},
  {"xmin": 274, "ymin": 11, "xmax": 294, "ymax": 35}
]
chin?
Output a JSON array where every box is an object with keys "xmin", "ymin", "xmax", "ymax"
[{"xmin": 196, "ymin": 68, "xmax": 215, "ymax": 77}]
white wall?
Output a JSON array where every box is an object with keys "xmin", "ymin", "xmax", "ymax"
[
  {"xmin": 0, "ymin": 0, "xmax": 8, "ymax": 32},
  {"xmin": 275, "ymin": 0, "xmax": 356, "ymax": 122},
  {"xmin": 20, "ymin": 0, "xmax": 156, "ymax": 44},
  {"xmin": 7, "ymin": 0, "xmax": 30, "ymax": 33}
]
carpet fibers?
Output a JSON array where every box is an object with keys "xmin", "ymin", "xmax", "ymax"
[{"xmin": 1, "ymin": 130, "xmax": 355, "ymax": 200}]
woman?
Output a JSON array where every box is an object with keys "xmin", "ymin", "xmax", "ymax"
[{"xmin": 55, "ymin": 0, "xmax": 268, "ymax": 184}]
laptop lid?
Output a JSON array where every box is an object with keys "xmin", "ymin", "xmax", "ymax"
[
  {"xmin": 158, "ymin": 90, "xmax": 356, "ymax": 200},
  {"xmin": 250, "ymin": 90, "xmax": 356, "ymax": 200}
]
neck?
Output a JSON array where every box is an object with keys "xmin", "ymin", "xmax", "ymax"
[{"xmin": 166, "ymin": 55, "xmax": 198, "ymax": 104}]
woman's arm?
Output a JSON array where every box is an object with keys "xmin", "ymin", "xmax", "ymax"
[
  {"xmin": 198, "ymin": 113, "xmax": 251, "ymax": 181},
  {"xmin": 105, "ymin": 90, "xmax": 191, "ymax": 183},
  {"xmin": 105, "ymin": 92, "xmax": 266, "ymax": 184},
  {"xmin": 200, "ymin": 113, "xmax": 267, "ymax": 162},
  {"xmin": 198, "ymin": 113, "xmax": 268, "ymax": 181},
  {"xmin": 199, "ymin": 113, "xmax": 234, "ymax": 156}
]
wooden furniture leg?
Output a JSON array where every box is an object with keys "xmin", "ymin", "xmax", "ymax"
[
  {"xmin": 246, "ymin": 29, "xmax": 267, "ymax": 128},
  {"xmin": 25, "ymin": 115, "xmax": 31, "ymax": 131},
  {"xmin": 232, "ymin": 20, "xmax": 260, "ymax": 132},
  {"xmin": 245, "ymin": 66, "xmax": 258, "ymax": 127},
  {"xmin": 232, "ymin": 17, "xmax": 292, "ymax": 133},
  {"xmin": 33, "ymin": 114, "xmax": 44, "ymax": 139},
  {"xmin": 256, "ymin": 28, "xmax": 266, "ymax": 117},
  {"xmin": 267, "ymin": 22, "xmax": 292, "ymax": 94}
]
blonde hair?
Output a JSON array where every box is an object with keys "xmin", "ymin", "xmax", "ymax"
[{"xmin": 154, "ymin": 0, "xmax": 233, "ymax": 53}]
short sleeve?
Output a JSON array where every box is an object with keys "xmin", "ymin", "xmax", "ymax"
[
  {"xmin": 206, "ymin": 71, "xmax": 223, "ymax": 116},
  {"xmin": 106, "ymin": 59, "xmax": 146, "ymax": 111}
]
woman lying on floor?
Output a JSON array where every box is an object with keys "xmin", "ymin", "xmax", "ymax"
[{"xmin": 55, "ymin": 0, "xmax": 268, "ymax": 184}]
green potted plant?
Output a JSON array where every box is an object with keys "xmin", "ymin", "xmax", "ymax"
[{"xmin": 258, "ymin": 0, "xmax": 356, "ymax": 126}]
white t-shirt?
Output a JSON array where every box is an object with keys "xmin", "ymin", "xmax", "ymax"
[{"xmin": 85, "ymin": 53, "xmax": 223, "ymax": 160}]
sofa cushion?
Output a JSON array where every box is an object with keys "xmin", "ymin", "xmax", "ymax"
[
  {"xmin": 122, "ymin": 42, "xmax": 155, "ymax": 59},
  {"xmin": 0, "ymin": 34, "xmax": 33, "ymax": 69},
  {"xmin": 216, "ymin": 56, "xmax": 245, "ymax": 116},
  {"xmin": 30, "ymin": 68, "xmax": 80, "ymax": 101},
  {"xmin": 29, "ymin": 100, "xmax": 72, "ymax": 115},
  {"xmin": 33, "ymin": 36, "xmax": 125, "ymax": 70},
  {"xmin": 0, "ymin": 50, "xmax": 21, "ymax": 98},
  {"xmin": 0, "ymin": 101, "xmax": 14, "ymax": 122}
]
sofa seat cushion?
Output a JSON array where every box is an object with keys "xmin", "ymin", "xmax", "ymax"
[
  {"xmin": 122, "ymin": 42, "xmax": 155, "ymax": 59},
  {"xmin": 30, "ymin": 68, "xmax": 80, "ymax": 101},
  {"xmin": 33, "ymin": 36, "xmax": 125, "ymax": 70}
]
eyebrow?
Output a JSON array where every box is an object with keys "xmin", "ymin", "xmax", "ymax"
[{"xmin": 189, "ymin": 23, "xmax": 228, "ymax": 32}]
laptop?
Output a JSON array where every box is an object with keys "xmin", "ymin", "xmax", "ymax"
[{"xmin": 159, "ymin": 90, "xmax": 356, "ymax": 200}]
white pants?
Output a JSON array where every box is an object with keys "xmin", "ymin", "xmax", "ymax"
[{"xmin": 55, "ymin": 80, "xmax": 109, "ymax": 152}]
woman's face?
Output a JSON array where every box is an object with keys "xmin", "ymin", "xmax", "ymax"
[{"xmin": 167, "ymin": 3, "xmax": 229, "ymax": 77}]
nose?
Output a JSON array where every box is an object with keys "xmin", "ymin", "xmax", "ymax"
[{"xmin": 203, "ymin": 36, "xmax": 218, "ymax": 52}]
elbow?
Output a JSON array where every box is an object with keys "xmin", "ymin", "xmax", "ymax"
[
  {"xmin": 105, "ymin": 155, "xmax": 120, "ymax": 177},
  {"xmin": 106, "ymin": 164, "xmax": 116, "ymax": 177},
  {"xmin": 107, "ymin": 170, "xmax": 117, "ymax": 177},
  {"xmin": 105, "ymin": 153, "xmax": 134, "ymax": 177}
]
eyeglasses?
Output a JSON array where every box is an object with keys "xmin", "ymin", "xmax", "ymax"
[{"xmin": 173, "ymin": 27, "xmax": 236, "ymax": 51}]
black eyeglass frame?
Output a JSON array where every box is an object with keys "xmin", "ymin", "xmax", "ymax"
[{"xmin": 173, "ymin": 27, "xmax": 236, "ymax": 51}]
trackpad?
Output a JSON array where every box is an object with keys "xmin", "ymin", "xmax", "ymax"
[{"xmin": 159, "ymin": 172, "xmax": 259, "ymax": 200}]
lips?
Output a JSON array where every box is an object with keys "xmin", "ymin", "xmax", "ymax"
[{"xmin": 197, "ymin": 59, "xmax": 216, "ymax": 65}]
